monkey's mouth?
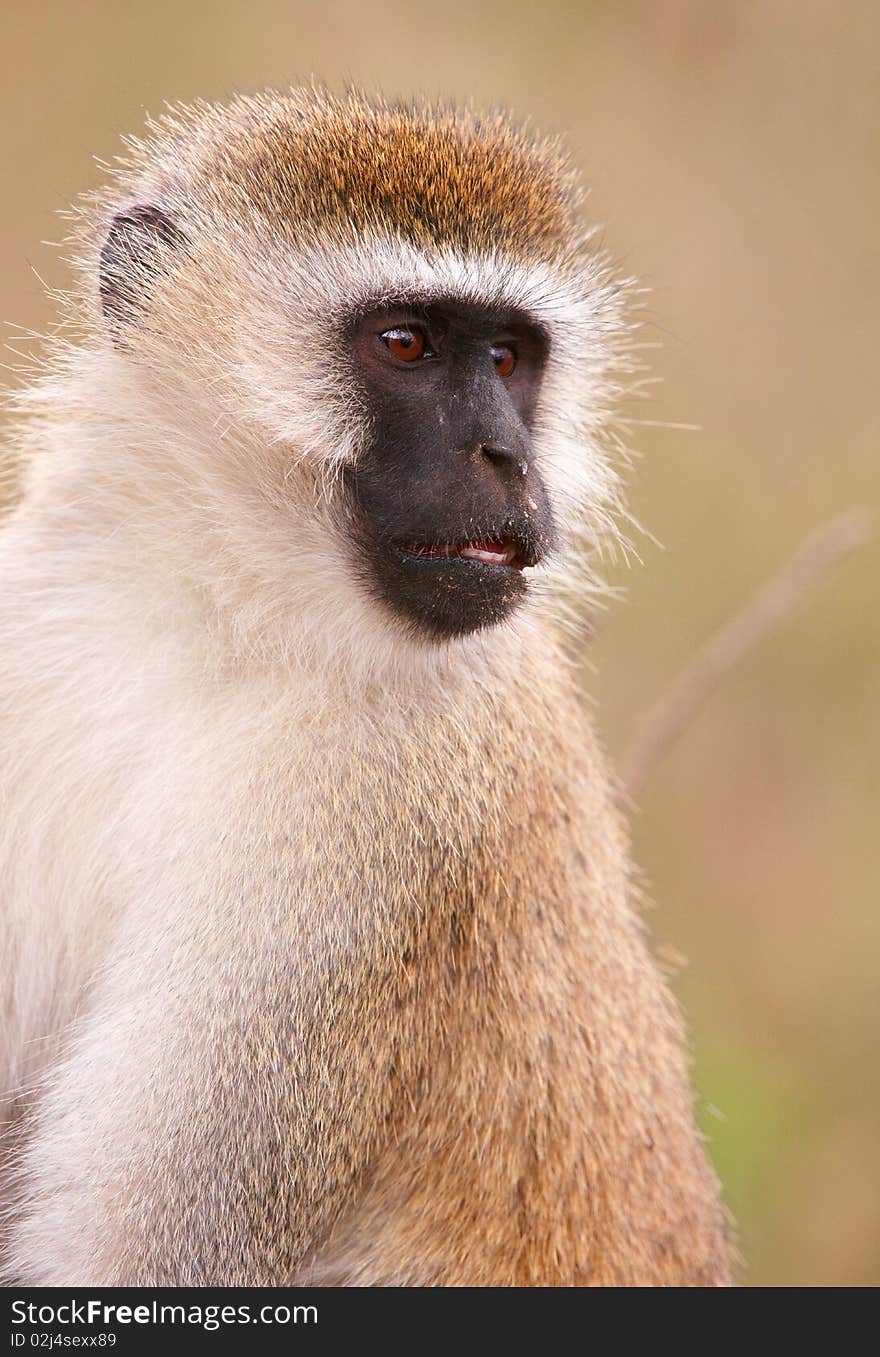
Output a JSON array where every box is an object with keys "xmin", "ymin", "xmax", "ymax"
[
  {"xmin": 401, "ymin": 538, "xmax": 530, "ymax": 570},
  {"xmin": 354, "ymin": 515, "xmax": 554, "ymax": 640}
]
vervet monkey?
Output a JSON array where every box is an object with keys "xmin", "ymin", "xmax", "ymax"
[{"xmin": 0, "ymin": 87, "xmax": 730, "ymax": 1286}]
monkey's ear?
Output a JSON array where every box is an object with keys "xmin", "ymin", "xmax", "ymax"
[{"xmin": 99, "ymin": 204, "xmax": 187, "ymax": 329}]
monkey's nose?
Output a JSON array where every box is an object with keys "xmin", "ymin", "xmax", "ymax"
[{"xmin": 480, "ymin": 443, "xmax": 530, "ymax": 478}]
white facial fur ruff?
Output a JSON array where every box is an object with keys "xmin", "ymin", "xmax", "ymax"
[{"xmin": 197, "ymin": 227, "xmax": 632, "ymax": 669}]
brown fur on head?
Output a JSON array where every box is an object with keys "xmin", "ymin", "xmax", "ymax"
[{"xmin": 150, "ymin": 87, "xmax": 582, "ymax": 258}]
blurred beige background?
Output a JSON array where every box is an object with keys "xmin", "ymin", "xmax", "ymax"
[{"xmin": 2, "ymin": 0, "xmax": 877, "ymax": 1285}]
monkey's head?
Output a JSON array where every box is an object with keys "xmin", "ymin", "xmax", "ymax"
[{"xmin": 84, "ymin": 89, "xmax": 629, "ymax": 657}]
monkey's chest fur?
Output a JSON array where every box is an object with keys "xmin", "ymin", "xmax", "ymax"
[
  {"xmin": 149, "ymin": 668, "xmax": 729, "ymax": 1288},
  {"xmin": 5, "ymin": 647, "xmax": 728, "ymax": 1287}
]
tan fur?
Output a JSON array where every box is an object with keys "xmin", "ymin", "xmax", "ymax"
[
  {"xmin": 0, "ymin": 87, "xmax": 730, "ymax": 1286},
  {"xmin": 160, "ymin": 88, "xmax": 581, "ymax": 257}
]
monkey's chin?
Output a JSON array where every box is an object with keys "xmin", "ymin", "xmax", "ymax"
[{"xmin": 370, "ymin": 546, "xmax": 531, "ymax": 641}]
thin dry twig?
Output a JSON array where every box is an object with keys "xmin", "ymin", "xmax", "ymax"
[{"xmin": 617, "ymin": 508, "xmax": 872, "ymax": 804}]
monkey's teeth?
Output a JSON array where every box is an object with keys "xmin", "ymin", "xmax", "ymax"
[{"xmin": 461, "ymin": 537, "xmax": 516, "ymax": 564}]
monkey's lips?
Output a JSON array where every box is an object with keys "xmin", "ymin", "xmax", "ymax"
[{"xmin": 402, "ymin": 538, "xmax": 528, "ymax": 570}]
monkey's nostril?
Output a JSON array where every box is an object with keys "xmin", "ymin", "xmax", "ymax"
[{"xmin": 480, "ymin": 444, "xmax": 530, "ymax": 477}]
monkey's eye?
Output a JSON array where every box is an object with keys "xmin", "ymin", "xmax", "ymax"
[
  {"xmin": 491, "ymin": 344, "xmax": 517, "ymax": 379},
  {"xmin": 379, "ymin": 326, "xmax": 430, "ymax": 363}
]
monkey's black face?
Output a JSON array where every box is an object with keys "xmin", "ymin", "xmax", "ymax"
[{"xmin": 343, "ymin": 301, "xmax": 556, "ymax": 640}]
